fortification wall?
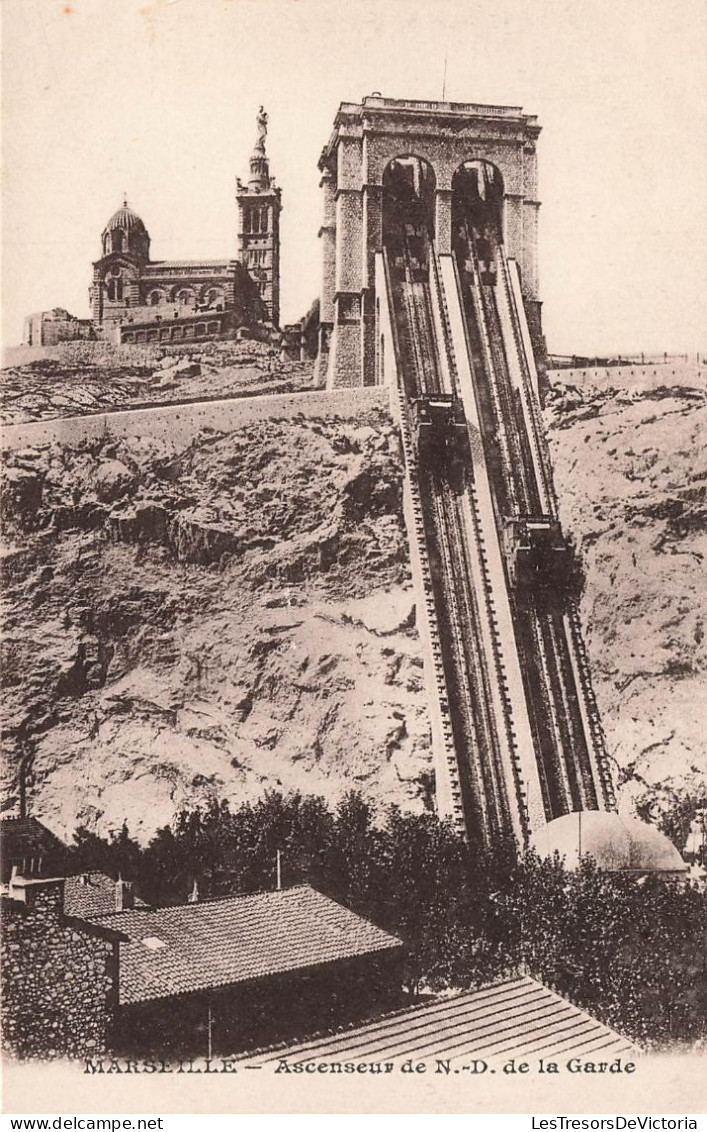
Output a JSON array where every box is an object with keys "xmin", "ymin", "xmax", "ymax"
[
  {"xmin": 547, "ymin": 361, "xmax": 706, "ymax": 390},
  {"xmin": 3, "ymin": 341, "xmax": 160, "ymax": 370},
  {"xmin": 1, "ymin": 387, "xmax": 391, "ymax": 451}
]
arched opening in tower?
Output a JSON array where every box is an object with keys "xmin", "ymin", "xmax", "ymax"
[
  {"xmin": 452, "ymin": 160, "xmax": 504, "ymax": 237},
  {"xmin": 382, "ymin": 156, "xmax": 436, "ymax": 269},
  {"xmin": 452, "ymin": 161, "xmax": 504, "ymax": 275}
]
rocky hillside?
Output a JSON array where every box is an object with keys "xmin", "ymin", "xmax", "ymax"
[
  {"xmin": 1, "ymin": 340, "xmax": 315, "ymax": 426},
  {"xmin": 1, "ymin": 359, "xmax": 704, "ymax": 844},
  {"xmin": 1, "ymin": 406, "xmax": 433, "ymax": 842},
  {"xmin": 544, "ymin": 366, "xmax": 706, "ymax": 819}
]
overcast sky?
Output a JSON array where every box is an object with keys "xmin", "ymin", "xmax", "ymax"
[{"xmin": 2, "ymin": 0, "xmax": 705, "ymax": 353}]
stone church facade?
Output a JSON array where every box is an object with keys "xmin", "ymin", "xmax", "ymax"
[
  {"xmin": 89, "ymin": 204, "xmax": 257, "ymax": 334},
  {"xmin": 85, "ymin": 108, "xmax": 281, "ymax": 344}
]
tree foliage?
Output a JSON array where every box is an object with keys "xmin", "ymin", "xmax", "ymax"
[{"xmin": 67, "ymin": 792, "xmax": 707, "ymax": 1050}]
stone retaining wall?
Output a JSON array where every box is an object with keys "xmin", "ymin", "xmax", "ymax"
[
  {"xmin": 2, "ymin": 341, "xmax": 160, "ymax": 369},
  {"xmin": 1, "ymin": 387, "xmax": 392, "ymax": 452}
]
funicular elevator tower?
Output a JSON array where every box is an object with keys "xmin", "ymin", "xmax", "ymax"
[
  {"xmin": 315, "ymin": 95, "xmax": 544, "ymax": 389},
  {"xmin": 315, "ymin": 96, "xmax": 617, "ymax": 851}
]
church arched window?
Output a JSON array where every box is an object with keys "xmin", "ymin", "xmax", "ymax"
[
  {"xmin": 113, "ymin": 230, "xmax": 124, "ymax": 253},
  {"xmin": 106, "ymin": 274, "xmax": 124, "ymax": 301},
  {"xmin": 104, "ymin": 234, "xmax": 111, "ymax": 255},
  {"xmin": 149, "ymin": 291, "xmax": 162, "ymax": 306}
]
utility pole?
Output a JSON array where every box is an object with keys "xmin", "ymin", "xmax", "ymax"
[
  {"xmin": 276, "ymin": 849, "xmax": 282, "ymax": 891},
  {"xmin": 18, "ymin": 750, "xmax": 33, "ymax": 819}
]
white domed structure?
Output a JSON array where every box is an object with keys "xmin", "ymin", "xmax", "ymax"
[{"xmin": 530, "ymin": 811, "xmax": 687, "ymax": 877}]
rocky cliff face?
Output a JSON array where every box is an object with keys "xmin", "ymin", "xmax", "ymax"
[
  {"xmin": 544, "ymin": 366, "xmax": 706, "ymax": 818},
  {"xmin": 2, "ymin": 360, "xmax": 704, "ymax": 843},
  {"xmin": 1, "ymin": 406, "xmax": 433, "ymax": 841}
]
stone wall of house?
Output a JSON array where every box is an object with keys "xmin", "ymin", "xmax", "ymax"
[{"xmin": 1, "ymin": 880, "xmax": 117, "ymax": 1060}]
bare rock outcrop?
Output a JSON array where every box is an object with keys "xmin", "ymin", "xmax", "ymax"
[
  {"xmin": 544, "ymin": 367, "xmax": 706, "ymax": 819},
  {"xmin": 0, "ymin": 341, "xmax": 315, "ymax": 426},
  {"xmin": 2, "ymin": 359, "xmax": 704, "ymax": 843},
  {"xmin": 1, "ymin": 405, "xmax": 431, "ymax": 841}
]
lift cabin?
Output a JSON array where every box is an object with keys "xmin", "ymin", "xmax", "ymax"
[
  {"xmin": 411, "ymin": 396, "xmax": 470, "ymax": 486},
  {"xmin": 389, "ymin": 224, "xmax": 428, "ymax": 282},
  {"xmin": 475, "ymin": 234, "xmax": 497, "ymax": 287},
  {"xmin": 504, "ymin": 517, "xmax": 578, "ymax": 602},
  {"xmin": 453, "ymin": 223, "xmax": 498, "ymax": 287}
]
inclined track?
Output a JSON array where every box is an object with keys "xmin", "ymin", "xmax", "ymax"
[
  {"xmin": 454, "ymin": 220, "xmax": 609, "ymax": 820},
  {"xmin": 386, "ymin": 216, "xmax": 614, "ymax": 847},
  {"xmin": 391, "ymin": 245, "xmax": 518, "ymax": 844}
]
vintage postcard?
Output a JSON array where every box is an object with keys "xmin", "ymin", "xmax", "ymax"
[{"xmin": 1, "ymin": 0, "xmax": 705, "ymax": 1118}]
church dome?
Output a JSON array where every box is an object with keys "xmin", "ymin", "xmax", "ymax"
[
  {"xmin": 530, "ymin": 811, "xmax": 687, "ymax": 876},
  {"xmin": 103, "ymin": 203, "xmax": 147, "ymax": 236},
  {"xmin": 101, "ymin": 200, "xmax": 150, "ymax": 261}
]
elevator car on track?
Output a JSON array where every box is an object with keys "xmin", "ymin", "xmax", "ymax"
[
  {"xmin": 389, "ymin": 223, "xmax": 428, "ymax": 280},
  {"xmin": 503, "ymin": 516, "xmax": 577, "ymax": 595},
  {"xmin": 411, "ymin": 395, "xmax": 470, "ymax": 484}
]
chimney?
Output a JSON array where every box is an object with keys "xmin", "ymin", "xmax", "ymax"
[
  {"xmin": 115, "ymin": 878, "xmax": 134, "ymax": 912},
  {"xmin": 8, "ymin": 875, "xmax": 65, "ymax": 911},
  {"xmin": 188, "ymin": 879, "xmax": 199, "ymax": 904}
]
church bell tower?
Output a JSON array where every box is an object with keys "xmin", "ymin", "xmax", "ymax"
[{"xmin": 237, "ymin": 107, "xmax": 282, "ymax": 327}]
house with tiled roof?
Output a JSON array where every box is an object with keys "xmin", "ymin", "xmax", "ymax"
[
  {"xmin": 88, "ymin": 884, "xmax": 401, "ymax": 1007},
  {"xmin": 0, "ymin": 814, "xmax": 149, "ymax": 914},
  {"xmin": 244, "ymin": 974, "xmax": 638, "ymax": 1069},
  {"xmin": 91, "ymin": 884, "xmax": 405, "ymax": 1056},
  {"xmin": 1, "ymin": 878, "xmax": 404, "ymax": 1060},
  {"xmin": 1, "ymin": 870, "xmax": 640, "ymax": 1065},
  {"xmin": 0, "ymin": 815, "xmax": 69, "ymax": 883}
]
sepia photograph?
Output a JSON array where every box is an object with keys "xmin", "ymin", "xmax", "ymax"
[{"xmin": 1, "ymin": 0, "xmax": 705, "ymax": 1119}]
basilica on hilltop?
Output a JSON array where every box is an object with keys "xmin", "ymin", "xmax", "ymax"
[{"xmin": 24, "ymin": 109, "xmax": 281, "ymax": 347}]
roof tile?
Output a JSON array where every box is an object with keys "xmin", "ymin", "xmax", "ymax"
[
  {"xmin": 64, "ymin": 873, "xmax": 148, "ymax": 919},
  {"xmin": 88, "ymin": 885, "xmax": 401, "ymax": 1005},
  {"xmin": 249, "ymin": 976, "xmax": 637, "ymax": 1065}
]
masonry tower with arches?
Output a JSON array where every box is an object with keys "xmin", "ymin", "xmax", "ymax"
[
  {"xmin": 315, "ymin": 95, "xmax": 542, "ymax": 388},
  {"xmin": 312, "ymin": 96, "xmax": 629, "ymax": 858}
]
